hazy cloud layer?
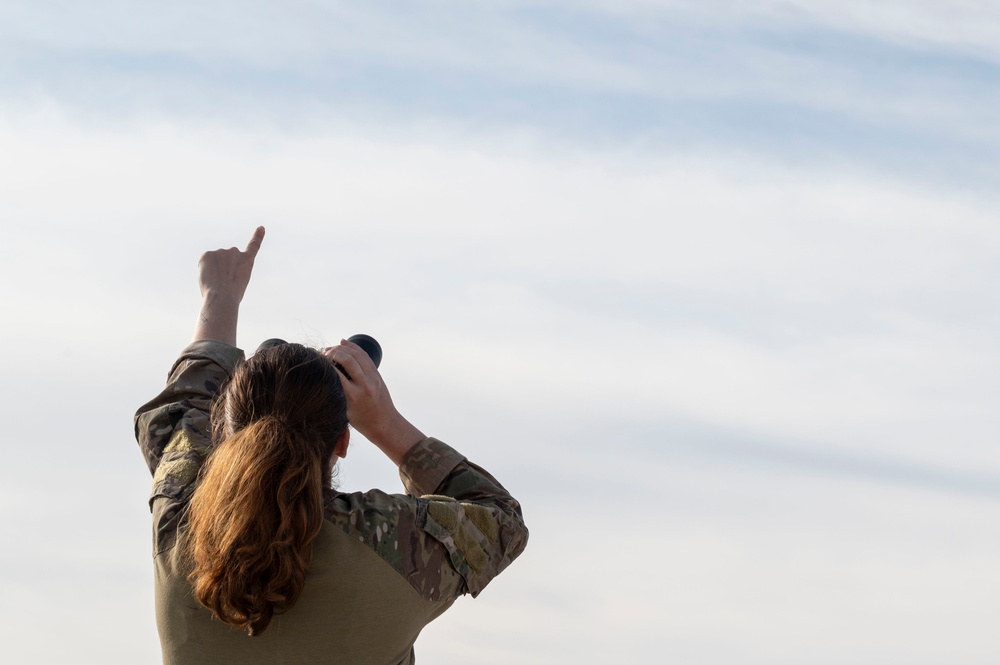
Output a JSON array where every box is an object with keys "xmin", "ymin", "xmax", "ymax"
[{"xmin": 1, "ymin": 2, "xmax": 998, "ymax": 664}]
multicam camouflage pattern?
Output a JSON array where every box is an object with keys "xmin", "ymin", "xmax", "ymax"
[
  {"xmin": 134, "ymin": 341, "xmax": 244, "ymax": 554},
  {"xmin": 135, "ymin": 340, "xmax": 528, "ymax": 602},
  {"xmin": 323, "ymin": 446, "xmax": 529, "ymax": 601}
]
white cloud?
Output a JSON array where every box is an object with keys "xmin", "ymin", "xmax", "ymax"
[
  {"xmin": 2, "ymin": 114, "xmax": 997, "ymax": 473},
  {"xmin": 2, "ymin": 97, "xmax": 998, "ymax": 663},
  {"xmin": 2, "ymin": 4, "xmax": 998, "ymax": 664},
  {"xmin": 417, "ymin": 459, "xmax": 1000, "ymax": 664}
]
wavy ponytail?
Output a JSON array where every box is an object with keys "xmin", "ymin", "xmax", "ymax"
[{"xmin": 185, "ymin": 343, "xmax": 347, "ymax": 636}]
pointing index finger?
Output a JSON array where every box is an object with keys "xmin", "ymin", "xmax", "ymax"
[{"xmin": 245, "ymin": 226, "xmax": 266, "ymax": 258}]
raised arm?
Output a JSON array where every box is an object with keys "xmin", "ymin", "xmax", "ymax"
[
  {"xmin": 321, "ymin": 339, "xmax": 529, "ymax": 600},
  {"xmin": 135, "ymin": 228, "xmax": 265, "ymax": 553}
]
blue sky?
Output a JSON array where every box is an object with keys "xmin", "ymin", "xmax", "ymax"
[
  {"xmin": 1, "ymin": 2, "xmax": 999, "ymax": 663},
  {"xmin": 5, "ymin": 1, "xmax": 1000, "ymax": 175}
]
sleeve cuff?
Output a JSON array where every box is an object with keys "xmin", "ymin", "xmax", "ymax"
[
  {"xmin": 167, "ymin": 339, "xmax": 246, "ymax": 377},
  {"xmin": 398, "ymin": 437, "xmax": 466, "ymax": 496}
]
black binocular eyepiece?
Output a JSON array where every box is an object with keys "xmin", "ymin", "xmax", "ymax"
[
  {"xmin": 256, "ymin": 334, "xmax": 383, "ymax": 369},
  {"xmin": 343, "ymin": 334, "xmax": 382, "ymax": 368}
]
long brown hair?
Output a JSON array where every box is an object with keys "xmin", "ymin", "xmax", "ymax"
[{"xmin": 186, "ymin": 343, "xmax": 347, "ymax": 636}]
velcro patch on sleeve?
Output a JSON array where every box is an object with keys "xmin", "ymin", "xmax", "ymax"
[
  {"xmin": 163, "ymin": 430, "xmax": 199, "ymax": 455},
  {"xmin": 152, "ymin": 431, "xmax": 201, "ymax": 489},
  {"xmin": 461, "ymin": 503, "xmax": 499, "ymax": 544},
  {"xmin": 426, "ymin": 500, "xmax": 459, "ymax": 533},
  {"xmin": 424, "ymin": 499, "xmax": 492, "ymax": 575},
  {"xmin": 452, "ymin": 523, "xmax": 489, "ymax": 574}
]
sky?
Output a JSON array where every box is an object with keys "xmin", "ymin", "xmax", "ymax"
[{"xmin": 1, "ymin": 1, "xmax": 998, "ymax": 663}]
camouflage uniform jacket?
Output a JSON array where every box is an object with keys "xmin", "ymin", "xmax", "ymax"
[{"xmin": 134, "ymin": 340, "xmax": 529, "ymax": 665}]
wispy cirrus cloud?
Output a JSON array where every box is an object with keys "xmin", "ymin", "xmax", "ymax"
[{"xmin": 3, "ymin": 0, "xmax": 1000, "ymax": 190}]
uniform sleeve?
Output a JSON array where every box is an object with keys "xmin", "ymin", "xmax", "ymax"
[
  {"xmin": 133, "ymin": 340, "xmax": 245, "ymax": 553},
  {"xmin": 326, "ymin": 438, "xmax": 529, "ymax": 601}
]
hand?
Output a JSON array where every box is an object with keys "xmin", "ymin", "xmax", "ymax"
[
  {"xmin": 198, "ymin": 226, "xmax": 265, "ymax": 304},
  {"xmin": 322, "ymin": 339, "xmax": 425, "ymax": 465},
  {"xmin": 192, "ymin": 227, "xmax": 265, "ymax": 346}
]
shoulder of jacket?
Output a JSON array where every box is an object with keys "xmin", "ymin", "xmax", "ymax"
[{"xmin": 323, "ymin": 490, "xmax": 467, "ymax": 601}]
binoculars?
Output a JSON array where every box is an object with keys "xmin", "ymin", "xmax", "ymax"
[{"xmin": 256, "ymin": 334, "xmax": 383, "ymax": 369}]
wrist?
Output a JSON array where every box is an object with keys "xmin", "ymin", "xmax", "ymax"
[
  {"xmin": 368, "ymin": 415, "xmax": 425, "ymax": 466},
  {"xmin": 193, "ymin": 294, "xmax": 240, "ymax": 346},
  {"xmin": 200, "ymin": 289, "xmax": 241, "ymax": 309}
]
